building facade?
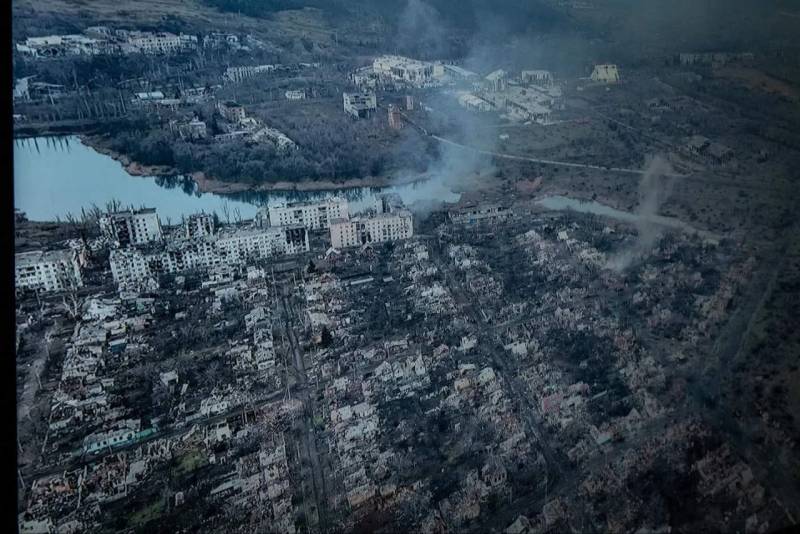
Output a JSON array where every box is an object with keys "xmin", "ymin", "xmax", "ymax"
[
  {"xmin": 16, "ymin": 249, "xmax": 83, "ymax": 293},
  {"xmin": 329, "ymin": 211, "xmax": 413, "ymax": 249},
  {"xmin": 185, "ymin": 213, "xmax": 216, "ymax": 239},
  {"xmin": 99, "ymin": 208, "xmax": 163, "ymax": 248},
  {"xmin": 343, "ymin": 92, "xmax": 377, "ymax": 119},
  {"xmin": 262, "ymin": 197, "xmax": 349, "ymax": 231},
  {"xmin": 590, "ymin": 64, "xmax": 620, "ymax": 83},
  {"xmin": 109, "ymin": 226, "xmax": 309, "ymax": 289}
]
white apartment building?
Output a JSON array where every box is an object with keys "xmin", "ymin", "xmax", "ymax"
[
  {"xmin": 109, "ymin": 226, "xmax": 309, "ymax": 289},
  {"xmin": 264, "ymin": 197, "xmax": 349, "ymax": 231},
  {"xmin": 99, "ymin": 208, "xmax": 163, "ymax": 248},
  {"xmin": 16, "ymin": 249, "xmax": 83, "ymax": 293},
  {"xmin": 329, "ymin": 211, "xmax": 413, "ymax": 249}
]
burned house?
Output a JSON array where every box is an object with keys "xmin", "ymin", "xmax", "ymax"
[{"xmin": 343, "ymin": 92, "xmax": 377, "ymax": 119}]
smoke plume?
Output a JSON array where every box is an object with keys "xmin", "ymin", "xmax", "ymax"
[{"xmin": 606, "ymin": 155, "xmax": 675, "ymax": 271}]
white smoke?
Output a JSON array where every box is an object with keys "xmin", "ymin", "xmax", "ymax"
[{"xmin": 606, "ymin": 155, "xmax": 675, "ymax": 271}]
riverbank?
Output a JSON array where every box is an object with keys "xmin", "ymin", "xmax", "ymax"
[{"xmin": 79, "ymin": 135, "xmax": 428, "ymax": 194}]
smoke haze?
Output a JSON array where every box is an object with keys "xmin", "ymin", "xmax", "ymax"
[{"xmin": 607, "ymin": 155, "xmax": 676, "ymax": 272}]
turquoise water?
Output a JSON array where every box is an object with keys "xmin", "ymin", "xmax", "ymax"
[{"xmin": 14, "ymin": 136, "xmax": 461, "ymax": 222}]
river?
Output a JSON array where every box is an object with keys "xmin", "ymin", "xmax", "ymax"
[{"xmin": 14, "ymin": 136, "xmax": 460, "ymax": 223}]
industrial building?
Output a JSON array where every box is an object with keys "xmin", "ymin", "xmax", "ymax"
[
  {"xmin": 99, "ymin": 208, "xmax": 163, "ymax": 248},
  {"xmin": 15, "ymin": 249, "xmax": 83, "ymax": 293}
]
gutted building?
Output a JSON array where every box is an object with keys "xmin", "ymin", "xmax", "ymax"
[
  {"xmin": 15, "ymin": 249, "xmax": 83, "ymax": 293},
  {"xmin": 99, "ymin": 208, "xmax": 163, "ymax": 248}
]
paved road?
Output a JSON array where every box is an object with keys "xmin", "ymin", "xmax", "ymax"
[{"xmin": 279, "ymin": 287, "xmax": 329, "ymax": 533}]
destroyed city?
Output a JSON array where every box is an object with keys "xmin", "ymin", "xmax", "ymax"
[{"xmin": 10, "ymin": 0, "xmax": 800, "ymax": 533}]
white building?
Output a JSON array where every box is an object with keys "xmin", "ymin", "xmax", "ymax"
[
  {"xmin": 329, "ymin": 211, "xmax": 413, "ymax": 249},
  {"xmin": 343, "ymin": 92, "xmax": 377, "ymax": 119},
  {"xmin": 99, "ymin": 208, "xmax": 163, "ymax": 248},
  {"xmin": 223, "ymin": 64, "xmax": 277, "ymax": 83},
  {"xmin": 109, "ymin": 226, "xmax": 309, "ymax": 289},
  {"xmin": 125, "ymin": 31, "xmax": 197, "ymax": 55},
  {"xmin": 372, "ymin": 55, "xmax": 439, "ymax": 87},
  {"xmin": 262, "ymin": 197, "xmax": 349, "ymax": 231},
  {"xmin": 16, "ymin": 249, "xmax": 83, "ymax": 293},
  {"xmin": 285, "ymin": 89, "xmax": 306, "ymax": 100},
  {"xmin": 590, "ymin": 64, "xmax": 620, "ymax": 83}
]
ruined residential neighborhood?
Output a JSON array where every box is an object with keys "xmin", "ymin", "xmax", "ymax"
[{"xmin": 12, "ymin": 0, "xmax": 800, "ymax": 533}]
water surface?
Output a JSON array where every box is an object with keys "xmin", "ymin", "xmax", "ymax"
[{"xmin": 14, "ymin": 136, "xmax": 460, "ymax": 222}]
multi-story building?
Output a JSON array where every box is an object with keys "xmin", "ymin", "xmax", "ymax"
[
  {"xmin": 373, "ymin": 55, "xmax": 438, "ymax": 87},
  {"xmin": 343, "ymin": 92, "xmax": 377, "ymax": 119},
  {"xmin": 260, "ymin": 197, "xmax": 349, "ymax": 231},
  {"xmin": 329, "ymin": 211, "xmax": 413, "ymax": 249},
  {"xmin": 217, "ymin": 101, "xmax": 246, "ymax": 123},
  {"xmin": 16, "ymin": 249, "xmax": 83, "ymax": 293},
  {"xmin": 125, "ymin": 31, "xmax": 197, "ymax": 55},
  {"xmin": 109, "ymin": 226, "xmax": 309, "ymax": 289},
  {"xmin": 185, "ymin": 213, "xmax": 215, "ymax": 239},
  {"xmin": 99, "ymin": 208, "xmax": 163, "ymax": 248}
]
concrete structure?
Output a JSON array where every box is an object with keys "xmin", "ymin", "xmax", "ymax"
[
  {"xmin": 329, "ymin": 211, "xmax": 413, "ymax": 249},
  {"xmin": 343, "ymin": 92, "xmax": 377, "ymax": 119},
  {"xmin": 100, "ymin": 208, "xmax": 163, "ymax": 248},
  {"xmin": 16, "ymin": 249, "xmax": 83, "ymax": 293},
  {"xmin": 218, "ymin": 101, "xmax": 246, "ymax": 123},
  {"xmin": 124, "ymin": 31, "xmax": 197, "ymax": 55},
  {"xmin": 109, "ymin": 226, "xmax": 309, "ymax": 289},
  {"xmin": 485, "ymin": 70, "xmax": 508, "ymax": 92},
  {"xmin": 458, "ymin": 92, "xmax": 493, "ymax": 112},
  {"xmin": 521, "ymin": 70, "xmax": 553, "ymax": 86},
  {"xmin": 444, "ymin": 64, "xmax": 479, "ymax": 81},
  {"xmin": 285, "ymin": 90, "xmax": 306, "ymax": 100},
  {"xmin": 223, "ymin": 64, "xmax": 277, "ymax": 83},
  {"xmin": 685, "ymin": 135, "xmax": 734, "ymax": 166},
  {"xmin": 185, "ymin": 213, "xmax": 216, "ymax": 239},
  {"xmin": 373, "ymin": 55, "xmax": 437, "ymax": 87},
  {"xmin": 590, "ymin": 64, "xmax": 620, "ymax": 83},
  {"xmin": 261, "ymin": 197, "xmax": 349, "ymax": 231},
  {"xmin": 388, "ymin": 104, "xmax": 405, "ymax": 129},
  {"xmin": 171, "ymin": 118, "xmax": 207, "ymax": 140},
  {"xmin": 448, "ymin": 203, "xmax": 512, "ymax": 225}
]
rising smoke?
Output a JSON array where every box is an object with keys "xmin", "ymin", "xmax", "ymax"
[
  {"xmin": 606, "ymin": 155, "xmax": 676, "ymax": 272},
  {"xmin": 391, "ymin": 0, "xmax": 502, "ymax": 216}
]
